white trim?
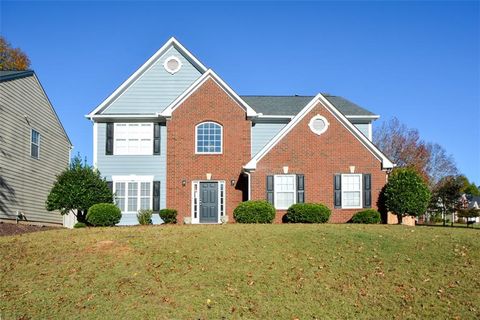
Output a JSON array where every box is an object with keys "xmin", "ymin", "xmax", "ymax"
[
  {"xmin": 93, "ymin": 122, "xmax": 98, "ymax": 168},
  {"xmin": 86, "ymin": 37, "xmax": 208, "ymax": 118},
  {"xmin": 163, "ymin": 55, "xmax": 182, "ymax": 74},
  {"xmin": 257, "ymin": 114, "xmax": 294, "ymax": 119},
  {"xmin": 274, "ymin": 174, "xmax": 297, "ymax": 210},
  {"xmin": 112, "ymin": 175, "xmax": 154, "ymax": 213},
  {"xmin": 89, "ymin": 114, "xmax": 161, "ymax": 120},
  {"xmin": 341, "ymin": 174, "xmax": 363, "ymax": 209},
  {"xmin": 244, "ymin": 94, "xmax": 394, "ymax": 170},
  {"xmin": 112, "ymin": 175, "xmax": 154, "ymax": 182},
  {"xmin": 254, "ymin": 114, "xmax": 378, "ymax": 120},
  {"xmin": 195, "ymin": 121, "xmax": 223, "ymax": 154},
  {"xmin": 308, "ymin": 114, "xmax": 330, "ymax": 135},
  {"xmin": 191, "ymin": 180, "xmax": 225, "ymax": 224},
  {"xmin": 346, "ymin": 115, "xmax": 380, "ymax": 120},
  {"xmin": 160, "ymin": 69, "xmax": 257, "ymax": 118},
  {"xmin": 368, "ymin": 123, "xmax": 372, "ymax": 141}
]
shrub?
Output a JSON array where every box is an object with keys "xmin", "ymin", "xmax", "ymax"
[
  {"xmin": 73, "ymin": 222, "xmax": 87, "ymax": 228},
  {"xmin": 137, "ymin": 209, "xmax": 153, "ymax": 225},
  {"xmin": 159, "ymin": 209, "xmax": 177, "ymax": 224},
  {"xmin": 86, "ymin": 203, "xmax": 122, "ymax": 227},
  {"xmin": 351, "ymin": 209, "xmax": 381, "ymax": 224},
  {"xmin": 233, "ymin": 200, "xmax": 275, "ymax": 223},
  {"xmin": 284, "ymin": 203, "xmax": 331, "ymax": 223}
]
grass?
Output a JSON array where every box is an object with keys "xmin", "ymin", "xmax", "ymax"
[{"xmin": 1, "ymin": 224, "xmax": 479, "ymax": 319}]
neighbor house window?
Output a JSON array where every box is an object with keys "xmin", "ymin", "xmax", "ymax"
[
  {"xmin": 114, "ymin": 123, "xmax": 153, "ymax": 155},
  {"xmin": 114, "ymin": 180, "xmax": 152, "ymax": 212},
  {"xmin": 196, "ymin": 122, "xmax": 222, "ymax": 154},
  {"xmin": 274, "ymin": 175, "xmax": 296, "ymax": 209},
  {"xmin": 31, "ymin": 129, "xmax": 40, "ymax": 159},
  {"xmin": 341, "ymin": 174, "xmax": 362, "ymax": 208}
]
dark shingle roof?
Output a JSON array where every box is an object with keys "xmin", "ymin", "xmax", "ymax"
[
  {"xmin": 0, "ymin": 70, "xmax": 34, "ymax": 82},
  {"xmin": 240, "ymin": 95, "xmax": 376, "ymax": 117}
]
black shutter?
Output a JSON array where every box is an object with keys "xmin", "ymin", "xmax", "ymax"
[
  {"xmin": 334, "ymin": 174, "xmax": 342, "ymax": 208},
  {"xmin": 266, "ymin": 175, "xmax": 274, "ymax": 205},
  {"xmin": 297, "ymin": 174, "xmax": 305, "ymax": 203},
  {"xmin": 153, "ymin": 181, "xmax": 160, "ymax": 212},
  {"xmin": 106, "ymin": 122, "xmax": 114, "ymax": 155},
  {"xmin": 153, "ymin": 123, "xmax": 161, "ymax": 155},
  {"xmin": 363, "ymin": 174, "xmax": 372, "ymax": 208},
  {"xmin": 106, "ymin": 181, "xmax": 113, "ymax": 192}
]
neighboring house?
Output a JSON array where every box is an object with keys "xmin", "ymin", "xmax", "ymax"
[
  {"xmin": 0, "ymin": 70, "xmax": 72, "ymax": 226},
  {"xmin": 458, "ymin": 194, "xmax": 480, "ymax": 223},
  {"xmin": 86, "ymin": 37, "xmax": 394, "ymax": 225}
]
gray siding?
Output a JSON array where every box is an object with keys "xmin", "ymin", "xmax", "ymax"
[
  {"xmin": 102, "ymin": 46, "xmax": 202, "ymax": 115},
  {"xmin": 96, "ymin": 122, "xmax": 166, "ymax": 225},
  {"xmin": 0, "ymin": 76, "xmax": 71, "ymax": 224},
  {"xmin": 353, "ymin": 123, "xmax": 370, "ymax": 140},
  {"xmin": 251, "ymin": 123, "xmax": 287, "ymax": 156}
]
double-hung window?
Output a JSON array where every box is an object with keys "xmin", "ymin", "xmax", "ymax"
[
  {"xmin": 341, "ymin": 174, "xmax": 362, "ymax": 208},
  {"xmin": 114, "ymin": 180, "xmax": 152, "ymax": 212},
  {"xmin": 31, "ymin": 129, "xmax": 40, "ymax": 159},
  {"xmin": 196, "ymin": 122, "xmax": 222, "ymax": 154},
  {"xmin": 274, "ymin": 175, "xmax": 296, "ymax": 209},
  {"xmin": 114, "ymin": 123, "xmax": 153, "ymax": 155}
]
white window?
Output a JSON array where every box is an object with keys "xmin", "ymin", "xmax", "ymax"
[
  {"xmin": 342, "ymin": 174, "xmax": 362, "ymax": 209},
  {"xmin": 274, "ymin": 175, "xmax": 296, "ymax": 210},
  {"xmin": 113, "ymin": 180, "xmax": 152, "ymax": 213},
  {"xmin": 163, "ymin": 55, "xmax": 182, "ymax": 74},
  {"xmin": 31, "ymin": 129, "xmax": 40, "ymax": 159},
  {"xmin": 308, "ymin": 115, "xmax": 329, "ymax": 135},
  {"xmin": 195, "ymin": 122, "xmax": 222, "ymax": 154},
  {"xmin": 114, "ymin": 123, "xmax": 153, "ymax": 155}
]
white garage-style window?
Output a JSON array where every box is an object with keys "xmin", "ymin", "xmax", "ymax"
[
  {"xmin": 274, "ymin": 175, "xmax": 296, "ymax": 209},
  {"xmin": 114, "ymin": 123, "xmax": 153, "ymax": 155},
  {"xmin": 195, "ymin": 122, "xmax": 222, "ymax": 154},
  {"xmin": 113, "ymin": 176, "xmax": 153, "ymax": 213},
  {"xmin": 341, "ymin": 174, "xmax": 362, "ymax": 209}
]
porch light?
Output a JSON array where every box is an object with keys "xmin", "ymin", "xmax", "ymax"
[
  {"xmin": 182, "ymin": 179, "xmax": 186, "ymax": 186},
  {"xmin": 230, "ymin": 179, "xmax": 235, "ymax": 186}
]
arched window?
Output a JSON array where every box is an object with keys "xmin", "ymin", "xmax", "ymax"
[{"xmin": 196, "ymin": 122, "xmax": 222, "ymax": 154}]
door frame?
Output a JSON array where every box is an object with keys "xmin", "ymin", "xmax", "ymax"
[{"xmin": 191, "ymin": 180, "xmax": 226, "ymax": 224}]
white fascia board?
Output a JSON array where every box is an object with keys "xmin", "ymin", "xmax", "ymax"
[
  {"xmin": 244, "ymin": 94, "xmax": 394, "ymax": 170},
  {"xmin": 86, "ymin": 114, "xmax": 162, "ymax": 120},
  {"xmin": 346, "ymin": 115, "xmax": 380, "ymax": 120},
  {"xmin": 86, "ymin": 37, "xmax": 208, "ymax": 118},
  {"xmin": 160, "ymin": 69, "xmax": 258, "ymax": 118}
]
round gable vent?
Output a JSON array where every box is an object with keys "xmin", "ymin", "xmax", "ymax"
[
  {"xmin": 164, "ymin": 56, "xmax": 182, "ymax": 74},
  {"xmin": 308, "ymin": 115, "xmax": 329, "ymax": 135}
]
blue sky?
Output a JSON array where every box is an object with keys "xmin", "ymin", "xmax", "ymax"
[{"xmin": 2, "ymin": 1, "xmax": 479, "ymax": 183}]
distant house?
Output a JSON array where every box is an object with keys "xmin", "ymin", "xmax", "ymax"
[
  {"xmin": 0, "ymin": 70, "xmax": 72, "ymax": 226},
  {"xmin": 86, "ymin": 37, "xmax": 394, "ymax": 225}
]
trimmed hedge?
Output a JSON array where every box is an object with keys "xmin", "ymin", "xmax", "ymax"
[
  {"xmin": 351, "ymin": 209, "xmax": 381, "ymax": 224},
  {"xmin": 73, "ymin": 222, "xmax": 87, "ymax": 228},
  {"xmin": 137, "ymin": 209, "xmax": 153, "ymax": 225},
  {"xmin": 233, "ymin": 200, "xmax": 276, "ymax": 224},
  {"xmin": 86, "ymin": 203, "xmax": 122, "ymax": 227},
  {"xmin": 159, "ymin": 209, "xmax": 177, "ymax": 224},
  {"xmin": 284, "ymin": 203, "xmax": 331, "ymax": 223}
]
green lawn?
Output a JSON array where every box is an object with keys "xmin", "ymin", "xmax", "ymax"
[{"xmin": 1, "ymin": 224, "xmax": 479, "ymax": 319}]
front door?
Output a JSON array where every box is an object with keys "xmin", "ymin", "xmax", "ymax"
[{"xmin": 200, "ymin": 182, "xmax": 218, "ymax": 223}]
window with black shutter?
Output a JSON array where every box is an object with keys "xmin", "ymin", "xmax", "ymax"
[
  {"xmin": 363, "ymin": 174, "xmax": 372, "ymax": 208},
  {"xmin": 153, "ymin": 181, "xmax": 160, "ymax": 212},
  {"xmin": 334, "ymin": 174, "xmax": 342, "ymax": 208},
  {"xmin": 153, "ymin": 123, "xmax": 161, "ymax": 155},
  {"xmin": 266, "ymin": 175, "xmax": 274, "ymax": 205},
  {"xmin": 297, "ymin": 174, "xmax": 305, "ymax": 203},
  {"xmin": 105, "ymin": 122, "xmax": 114, "ymax": 155}
]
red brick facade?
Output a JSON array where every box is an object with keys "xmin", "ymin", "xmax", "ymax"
[
  {"xmin": 166, "ymin": 78, "xmax": 251, "ymax": 223},
  {"xmin": 250, "ymin": 100, "xmax": 387, "ymax": 223}
]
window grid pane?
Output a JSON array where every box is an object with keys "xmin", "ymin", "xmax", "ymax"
[
  {"xmin": 342, "ymin": 174, "xmax": 362, "ymax": 207},
  {"xmin": 196, "ymin": 122, "xmax": 222, "ymax": 153},
  {"xmin": 275, "ymin": 175, "xmax": 296, "ymax": 209},
  {"xmin": 114, "ymin": 123, "xmax": 153, "ymax": 155}
]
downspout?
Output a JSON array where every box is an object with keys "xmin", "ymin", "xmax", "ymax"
[{"xmin": 244, "ymin": 171, "xmax": 251, "ymax": 201}]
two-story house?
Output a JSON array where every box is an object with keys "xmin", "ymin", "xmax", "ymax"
[
  {"xmin": 86, "ymin": 38, "xmax": 394, "ymax": 225},
  {"xmin": 0, "ymin": 70, "xmax": 72, "ymax": 226}
]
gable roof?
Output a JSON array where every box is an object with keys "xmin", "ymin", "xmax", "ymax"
[
  {"xmin": 86, "ymin": 37, "xmax": 208, "ymax": 118},
  {"xmin": 241, "ymin": 95, "xmax": 378, "ymax": 118},
  {"xmin": 0, "ymin": 70, "xmax": 35, "ymax": 82},
  {"xmin": 244, "ymin": 94, "xmax": 394, "ymax": 170},
  {"xmin": 160, "ymin": 69, "xmax": 257, "ymax": 118},
  {"xmin": 0, "ymin": 70, "xmax": 72, "ymax": 147}
]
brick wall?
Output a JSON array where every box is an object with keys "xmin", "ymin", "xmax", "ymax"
[
  {"xmin": 166, "ymin": 78, "xmax": 251, "ymax": 223},
  {"xmin": 250, "ymin": 100, "xmax": 388, "ymax": 223}
]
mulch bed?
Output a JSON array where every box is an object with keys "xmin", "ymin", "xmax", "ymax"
[{"xmin": 0, "ymin": 222, "xmax": 56, "ymax": 237}]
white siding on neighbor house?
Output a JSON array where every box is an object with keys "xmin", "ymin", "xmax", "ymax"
[
  {"xmin": 96, "ymin": 122, "xmax": 166, "ymax": 225},
  {"xmin": 353, "ymin": 123, "xmax": 371, "ymax": 140},
  {"xmin": 0, "ymin": 76, "xmax": 71, "ymax": 225},
  {"xmin": 101, "ymin": 46, "xmax": 202, "ymax": 115},
  {"xmin": 251, "ymin": 122, "xmax": 287, "ymax": 157}
]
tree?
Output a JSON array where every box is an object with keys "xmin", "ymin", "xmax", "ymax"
[
  {"xmin": 46, "ymin": 155, "xmax": 113, "ymax": 223},
  {"xmin": 425, "ymin": 143, "xmax": 458, "ymax": 187},
  {"xmin": 0, "ymin": 36, "xmax": 31, "ymax": 70},
  {"xmin": 429, "ymin": 175, "xmax": 463, "ymax": 226},
  {"xmin": 383, "ymin": 168, "xmax": 431, "ymax": 224},
  {"xmin": 463, "ymin": 182, "xmax": 480, "ymax": 196},
  {"xmin": 374, "ymin": 117, "xmax": 430, "ymax": 181}
]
